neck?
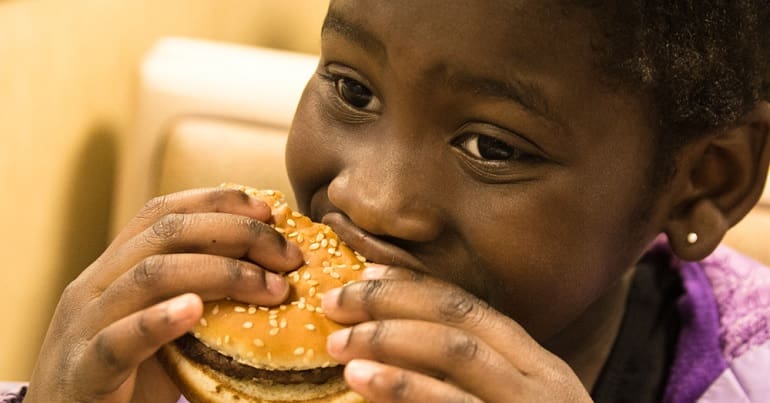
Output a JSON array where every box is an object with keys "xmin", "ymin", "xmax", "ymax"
[{"xmin": 544, "ymin": 267, "xmax": 635, "ymax": 391}]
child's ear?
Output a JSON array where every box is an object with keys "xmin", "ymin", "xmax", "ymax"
[{"xmin": 665, "ymin": 101, "xmax": 770, "ymax": 261}]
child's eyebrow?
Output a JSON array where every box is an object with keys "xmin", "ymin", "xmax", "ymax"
[
  {"xmin": 321, "ymin": 10, "xmax": 387, "ymax": 63},
  {"xmin": 445, "ymin": 70, "xmax": 562, "ymax": 127}
]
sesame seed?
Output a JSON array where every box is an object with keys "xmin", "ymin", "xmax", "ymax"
[
  {"xmin": 269, "ymin": 319, "xmax": 278, "ymax": 327},
  {"xmin": 269, "ymin": 309, "xmax": 278, "ymax": 315},
  {"xmin": 335, "ymin": 251, "xmax": 342, "ymax": 257},
  {"xmin": 290, "ymin": 272, "xmax": 300, "ymax": 282},
  {"xmin": 216, "ymin": 337, "xmax": 222, "ymax": 346},
  {"xmin": 267, "ymin": 352, "xmax": 273, "ymax": 361},
  {"xmin": 292, "ymin": 211, "xmax": 303, "ymax": 218},
  {"xmin": 307, "ymin": 280, "xmax": 319, "ymax": 286},
  {"xmin": 248, "ymin": 306, "xmax": 257, "ymax": 314},
  {"xmin": 315, "ymin": 233, "xmax": 325, "ymax": 242},
  {"xmin": 306, "ymin": 349, "xmax": 315, "ymax": 359},
  {"xmin": 297, "ymin": 234, "xmax": 304, "ymax": 243},
  {"xmin": 199, "ymin": 318, "xmax": 208, "ymax": 327},
  {"xmin": 305, "ymin": 324, "xmax": 316, "ymax": 331},
  {"xmin": 279, "ymin": 304, "xmax": 287, "ymax": 311},
  {"xmin": 352, "ymin": 264, "xmax": 362, "ymax": 271},
  {"xmin": 309, "ymin": 287, "xmax": 317, "ymax": 297},
  {"xmin": 279, "ymin": 319, "xmax": 287, "ymax": 328},
  {"xmin": 309, "ymin": 242, "xmax": 321, "ymax": 251},
  {"xmin": 322, "ymin": 267, "xmax": 332, "ymax": 274},
  {"xmin": 321, "ymin": 239, "xmax": 329, "ymax": 248},
  {"xmin": 329, "ymin": 239, "xmax": 338, "ymax": 247},
  {"xmin": 322, "ymin": 261, "xmax": 330, "ymax": 267},
  {"xmin": 274, "ymin": 227, "xmax": 286, "ymax": 234},
  {"xmin": 253, "ymin": 338, "xmax": 265, "ymax": 347},
  {"xmin": 315, "ymin": 307, "xmax": 324, "ymax": 314},
  {"xmin": 287, "ymin": 218, "xmax": 297, "ymax": 227},
  {"xmin": 269, "ymin": 328, "xmax": 280, "ymax": 336},
  {"xmin": 234, "ymin": 306, "xmax": 246, "ymax": 313},
  {"xmin": 298, "ymin": 302, "xmax": 306, "ymax": 310},
  {"xmin": 327, "ymin": 248, "xmax": 336, "ymax": 255},
  {"xmin": 224, "ymin": 335, "xmax": 231, "ymax": 344},
  {"xmin": 212, "ymin": 305, "xmax": 220, "ymax": 315},
  {"xmin": 194, "ymin": 332, "xmax": 201, "ymax": 338},
  {"xmin": 242, "ymin": 321, "xmax": 253, "ymax": 329},
  {"xmin": 306, "ymin": 303, "xmax": 316, "ymax": 312},
  {"xmin": 259, "ymin": 306, "xmax": 269, "ymax": 312},
  {"xmin": 303, "ymin": 272, "xmax": 311, "ymax": 280},
  {"xmin": 288, "ymin": 231, "xmax": 299, "ymax": 238},
  {"xmin": 330, "ymin": 272, "xmax": 341, "ymax": 279},
  {"xmin": 355, "ymin": 254, "xmax": 367, "ymax": 262},
  {"xmin": 294, "ymin": 347, "xmax": 305, "ymax": 356}
]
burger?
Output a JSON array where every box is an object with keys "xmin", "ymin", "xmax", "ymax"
[{"xmin": 158, "ymin": 185, "xmax": 366, "ymax": 402}]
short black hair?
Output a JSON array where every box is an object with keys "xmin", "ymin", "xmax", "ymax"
[{"xmin": 577, "ymin": 0, "xmax": 770, "ymax": 186}]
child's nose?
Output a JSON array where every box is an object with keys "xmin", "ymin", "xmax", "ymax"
[{"xmin": 326, "ymin": 166, "xmax": 444, "ymax": 243}]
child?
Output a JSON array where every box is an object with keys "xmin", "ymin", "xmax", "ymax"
[{"xmin": 13, "ymin": 1, "xmax": 770, "ymax": 402}]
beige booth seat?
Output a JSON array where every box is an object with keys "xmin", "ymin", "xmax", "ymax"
[{"xmin": 115, "ymin": 37, "xmax": 770, "ymax": 266}]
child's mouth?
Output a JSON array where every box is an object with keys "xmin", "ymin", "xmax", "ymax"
[{"xmin": 321, "ymin": 211, "xmax": 428, "ymax": 273}]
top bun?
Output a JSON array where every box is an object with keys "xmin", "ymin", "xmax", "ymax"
[{"xmin": 190, "ymin": 185, "xmax": 366, "ymax": 370}]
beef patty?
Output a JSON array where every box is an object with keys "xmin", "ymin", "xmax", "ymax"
[{"xmin": 174, "ymin": 334, "xmax": 343, "ymax": 385}]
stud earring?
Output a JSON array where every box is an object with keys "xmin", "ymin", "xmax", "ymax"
[{"xmin": 687, "ymin": 232, "xmax": 699, "ymax": 244}]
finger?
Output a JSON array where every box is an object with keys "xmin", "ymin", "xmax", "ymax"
[
  {"xmin": 94, "ymin": 254, "xmax": 289, "ymax": 325},
  {"xmin": 343, "ymin": 359, "xmax": 484, "ymax": 403},
  {"xmin": 75, "ymin": 293, "xmax": 203, "ymax": 398},
  {"xmin": 328, "ymin": 320, "xmax": 521, "ymax": 402},
  {"xmin": 111, "ymin": 187, "xmax": 272, "ymax": 248},
  {"xmin": 90, "ymin": 211, "xmax": 303, "ymax": 287},
  {"xmin": 322, "ymin": 273, "xmax": 543, "ymax": 369}
]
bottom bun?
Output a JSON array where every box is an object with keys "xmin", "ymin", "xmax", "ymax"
[{"xmin": 159, "ymin": 342, "xmax": 365, "ymax": 403}]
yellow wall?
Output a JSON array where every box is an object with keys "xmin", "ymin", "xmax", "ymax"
[{"xmin": 0, "ymin": 0, "xmax": 328, "ymax": 380}]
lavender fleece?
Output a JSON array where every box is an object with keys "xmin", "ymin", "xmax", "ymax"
[{"xmin": 663, "ymin": 244, "xmax": 770, "ymax": 402}]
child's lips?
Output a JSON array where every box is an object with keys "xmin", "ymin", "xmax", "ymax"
[{"xmin": 321, "ymin": 211, "xmax": 428, "ymax": 273}]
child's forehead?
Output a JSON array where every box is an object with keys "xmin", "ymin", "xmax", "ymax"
[{"xmin": 326, "ymin": 0, "xmax": 598, "ymax": 66}]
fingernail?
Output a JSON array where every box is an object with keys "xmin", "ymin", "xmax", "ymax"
[
  {"xmin": 168, "ymin": 293, "xmax": 198, "ymax": 319},
  {"xmin": 326, "ymin": 327, "xmax": 351, "ymax": 356},
  {"xmin": 345, "ymin": 359, "xmax": 379, "ymax": 386},
  {"xmin": 322, "ymin": 287, "xmax": 342, "ymax": 311},
  {"xmin": 362, "ymin": 263, "xmax": 389, "ymax": 279},
  {"xmin": 266, "ymin": 272, "xmax": 288, "ymax": 295}
]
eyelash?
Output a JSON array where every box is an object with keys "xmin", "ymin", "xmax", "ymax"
[
  {"xmin": 317, "ymin": 71, "xmax": 381, "ymax": 118},
  {"xmin": 452, "ymin": 133, "xmax": 543, "ymax": 164}
]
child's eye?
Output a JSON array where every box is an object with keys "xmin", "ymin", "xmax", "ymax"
[
  {"xmin": 335, "ymin": 77, "xmax": 374, "ymax": 109},
  {"xmin": 456, "ymin": 134, "xmax": 521, "ymax": 161}
]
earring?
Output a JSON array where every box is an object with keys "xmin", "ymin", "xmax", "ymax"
[{"xmin": 687, "ymin": 232, "xmax": 699, "ymax": 244}]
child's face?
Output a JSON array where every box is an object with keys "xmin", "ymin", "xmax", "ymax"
[{"xmin": 287, "ymin": 0, "xmax": 664, "ymax": 342}]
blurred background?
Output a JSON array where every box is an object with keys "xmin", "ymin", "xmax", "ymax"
[{"xmin": 0, "ymin": 0, "xmax": 328, "ymax": 381}]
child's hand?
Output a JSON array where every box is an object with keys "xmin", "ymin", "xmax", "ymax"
[
  {"xmin": 26, "ymin": 188, "xmax": 304, "ymax": 403},
  {"xmin": 322, "ymin": 265, "xmax": 593, "ymax": 403}
]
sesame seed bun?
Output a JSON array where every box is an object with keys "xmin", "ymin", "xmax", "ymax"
[{"xmin": 158, "ymin": 185, "xmax": 366, "ymax": 402}]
